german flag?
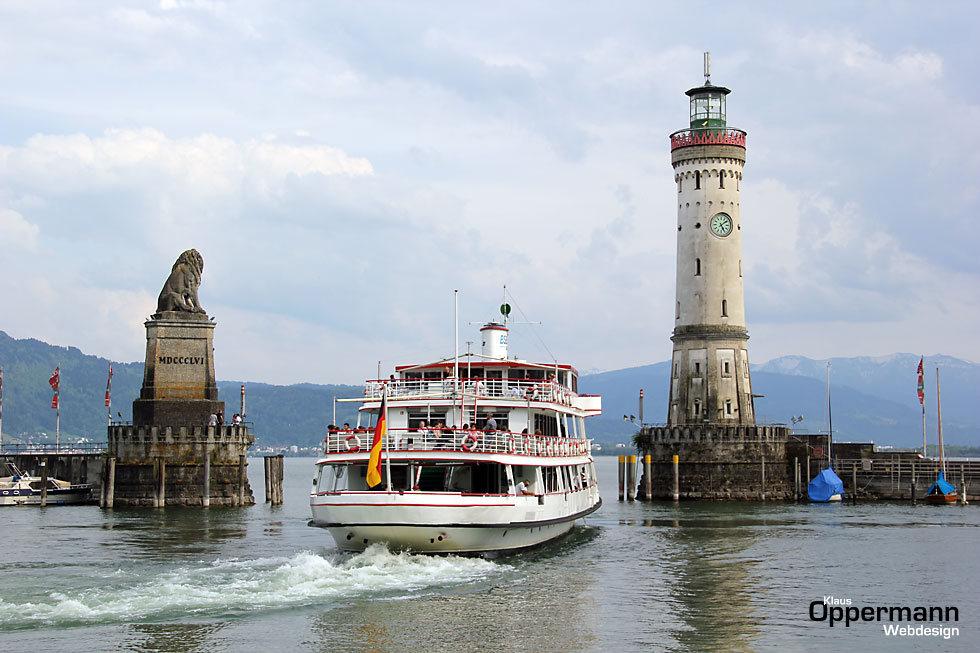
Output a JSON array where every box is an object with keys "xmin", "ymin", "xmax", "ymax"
[{"xmin": 366, "ymin": 393, "xmax": 386, "ymax": 488}]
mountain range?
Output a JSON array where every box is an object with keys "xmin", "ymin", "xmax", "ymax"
[{"xmin": 1, "ymin": 330, "xmax": 975, "ymax": 449}]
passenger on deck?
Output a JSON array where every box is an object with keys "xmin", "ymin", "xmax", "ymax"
[
  {"xmin": 484, "ymin": 414, "xmax": 497, "ymax": 433},
  {"xmin": 516, "ymin": 478, "xmax": 535, "ymax": 496}
]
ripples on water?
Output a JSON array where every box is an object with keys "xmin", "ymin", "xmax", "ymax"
[{"xmin": 0, "ymin": 457, "xmax": 977, "ymax": 652}]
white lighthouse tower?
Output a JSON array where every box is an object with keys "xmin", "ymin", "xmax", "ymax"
[{"xmin": 667, "ymin": 54, "xmax": 755, "ymax": 427}]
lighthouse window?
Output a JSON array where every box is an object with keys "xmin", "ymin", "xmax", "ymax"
[
  {"xmin": 695, "ymin": 171, "xmax": 701, "ymax": 189},
  {"xmin": 694, "ymin": 362, "xmax": 700, "ymax": 375},
  {"xmin": 719, "ymin": 171, "xmax": 725, "ymax": 189},
  {"xmin": 678, "ymin": 177, "xmax": 682, "ymax": 192},
  {"xmin": 722, "ymin": 299, "xmax": 728, "ymax": 317},
  {"xmin": 695, "ymin": 258, "xmax": 701, "ymax": 276},
  {"xmin": 726, "ymin": 400, "xmax": 733, "ymax": 415},
  {"xmin": 693, "ymin": 400, "xmax": 701, "ymax": 417},
  {"xmin": 724, "ymin": 361, "xmax": 730, "ymax": 375},
  {"xmin": 676, "ymin": 301, "xmax": 680, "ymax": 319}
]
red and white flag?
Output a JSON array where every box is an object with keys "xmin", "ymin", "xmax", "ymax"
[
  {"xmin": 105, "ymin": 364, "xmax": 113, "ymax": 407},
  {"xmin": 49, "ymin": 366, "xmax": 60, "ymax": 409},
  {"xmin": 916, "ymin": 357, "xmax": 924, "ymax": 405}
]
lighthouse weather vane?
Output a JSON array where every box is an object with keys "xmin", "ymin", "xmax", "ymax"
[{"xmin": 704, "ymin": 51, "xmax": 711, "ymax": 85}]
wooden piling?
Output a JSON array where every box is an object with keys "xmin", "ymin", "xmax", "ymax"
[
  {"xmin": 203, "ymin": 451, "xmax": 211, "ymax": 508},
  {"xmin": 672, "ymin": 454, "xmax": 679, "ymax": 502},
  {"xmin": 105, "ymin": 457, "xmax": 115, "ymax": 509},
  {"xmin": 40, "ymin": 458, "xmax": 48, "ymax": 507},
  {"xmin": 643, "ymin": 455, "xmax": 652, "ymax": 502},
  {"xmin": 274, "ymin": 454, "xmax": 284, "ymax": 505},
  {"xmin": 911, "ymin": 461, "xmax": 916, "ymax": 505},
  {"xmin": 617, "ymin": 455, "xmax": 625, "ymax": 501},
  {"xmin": 626, "ymin": 455, "xmax": 635, "ymax": 502},
  {"xmin": 264, "ymin": 455, "xmax": 272, "ymax": 502}
]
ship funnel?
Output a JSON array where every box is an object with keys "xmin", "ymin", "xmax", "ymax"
[{"xmin": 480, "ymin": 322, "xmax": 508, "ymax": 359}]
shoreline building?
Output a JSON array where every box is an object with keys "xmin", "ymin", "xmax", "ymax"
[{"xmin": 638, "ymin": 56, "xmax": 792, "ymax": 500}]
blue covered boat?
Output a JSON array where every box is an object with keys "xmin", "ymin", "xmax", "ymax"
[
  {"xmin": 808, "ymin": 468, "xmax": 844, "ymax": 503},
  {"xmin": 925, "ymin": 470, "xmax": 957, "ymax": 505}
]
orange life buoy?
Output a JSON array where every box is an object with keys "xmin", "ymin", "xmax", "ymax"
[
  {"xmin": 462, "ymin": 434, "xmax": 479, "ymax": 452},
  {"xmin": 345, "ymin": 434, "xmax": 361, "ymax": 452}
]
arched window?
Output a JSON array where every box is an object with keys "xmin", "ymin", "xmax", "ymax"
[
  {"xmin": 676, "ymin": 301, "xmax": 680, "ymax": 319},
  {"xmin": 722, "ymin": 299, "xmax": 728, "ymax": 317},
  {"xmin": 719, "ymin": 170, "xmax": 725, "ymax": 189},
  {"xmin": 695, "ymin": 258, "xmax": 701, "ymax": 276},
  {"xmin": 678, "ymin": 176, "xmax": 683, "ymax": 193},
  {"xmin": 695, "ymin": 170, "xmax": 701, "ymax": 190}
]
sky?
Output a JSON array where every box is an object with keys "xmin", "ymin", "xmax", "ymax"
[{"xmin": 1, "ymin": 1, "xmax": 978, "ymax": 385}]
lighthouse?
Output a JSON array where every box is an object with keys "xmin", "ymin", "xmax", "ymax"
[{"xmin": 666, "ymin": 53, "xmax": 755, "ymax": 427}]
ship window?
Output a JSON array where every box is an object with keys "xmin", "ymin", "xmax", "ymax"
[
  {"xmin": 695, "ymin": 171, "xmax": 701, "ymax": 190},
  {"xmin": 695, "ymin": 258, "xmax": 701, "ymax": 276},
  {"xmin": 533, "ymin": 413, "xmax": 558, "ymax": 437}
]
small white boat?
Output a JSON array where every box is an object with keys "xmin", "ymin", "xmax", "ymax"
[
  {"xmin": 0, "ymin": 463, "xmax": 94, "ymax": 506},
  {"xmin": 310, "ymin": 308, "xmax": 602, "ymax": 555}
]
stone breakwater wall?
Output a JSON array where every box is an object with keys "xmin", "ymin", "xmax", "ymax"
[
  {"xmin": 107, "ymin": 424, "xmax": 254, "ymax": 507},
  {"xmin": 637, "ymin": 425, "xmax": 794, "ymax": 500}
]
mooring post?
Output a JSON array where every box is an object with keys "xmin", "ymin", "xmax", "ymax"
[
  {"xmin": 761, "ymin": 455, "xmax": 766, "ymax": 502},
  {"xmin": 626, "ymin": 455, "xmax": 635, "ymax": 502},
  {"xmin": 238, "ymin": 454, "xmax": 246, "ymax": 506},
  {"xmin": 99, "ymin": 458, "xmax": 107, "ymax": 509},
  {"xmin": 203, "ymin": 450, "xmax": 211, "ymax": 508},
  {"xmin": 794, "ymin": 457, "xmax": 800, "ymax": 502},
  {"xmin": 911, "ymin": 461, "xmax": 916, "ymax": 505},
  {"xmin": 852, "ymin": 463, "xmax": 857, "ymax": 505},
  {"xmin": 806, "ymin": 453, "xmax": 810, "ymax": 488},
  {"xmin": 618, "ymin": 455, "xmax": 625, "ymax": 501},
  {"xmin": 961, "ymin": 465, "xmax": 968, "ymax": 505},
  {"xmin": 644, "ymin": 454, "xmax": 653, "ymax": 502},
  {"xmin": 264, "ymin": 455, "xmax": 272, "ymax": 503},
  {"xmin": 40, "ymin": 458, "xmax": 48, "ymax": 507},
  {"xmin": 275, "ymin": 454, "xmax": 284, "ymax": 505},
  {"xmin": 672, "ymin": 454, "xmax": 679, "ymax": 502},
  {"xmin": 106, "ymin": 457, "xmax": 116, "ymax": 509}
]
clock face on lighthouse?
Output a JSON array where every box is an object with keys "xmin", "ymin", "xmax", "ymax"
[{"xmin": 710, "ymin": 212, "xmax": 733, "ymax": 237}]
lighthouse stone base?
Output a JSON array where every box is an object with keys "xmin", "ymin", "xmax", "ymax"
[{"xmin": 637, "ymin": 424, "xmax": 794, "ymax": 500}]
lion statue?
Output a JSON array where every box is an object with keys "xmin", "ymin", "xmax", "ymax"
[{"xmin": 156, "ymin": 249, "xmax": 207, "ymax": 314}]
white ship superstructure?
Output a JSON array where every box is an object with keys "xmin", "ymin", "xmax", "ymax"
[{"xmin": 310, "ymin": 318, "xmax": 602, "ymax": 555}]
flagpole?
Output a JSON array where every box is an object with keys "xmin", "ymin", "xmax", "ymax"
[
  {"xmin": 918, "ymin": 356, "xmax": 926, "ymax": 458},
  {"xmin": 0, "ymin": 367, "xmax": 4, "ymax": 452},
  {"xmin": 936, "ymin": 368, "xmax": 945, "ymax": 476},
  {"xmin": 454, "ymin": 289, "xmax": 459, "ymax": 392},
  {"xmin": 384, "ymin": 387, "xmax": 392, "ymax": 491},
  {"xmin": 56, "ymin": 362, "xmax": 61, "ymax": 453}
]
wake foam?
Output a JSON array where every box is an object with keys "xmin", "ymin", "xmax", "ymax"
[{"xmin": 0, "ymin": 545, "xmax": 504, "ymax": 628}]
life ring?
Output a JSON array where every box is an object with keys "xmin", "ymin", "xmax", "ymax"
[
  {"xmin": 345, "ymin": 434, "xmax": 361, "ymax": 452},
  {"xmin": 462, "ymin": 434, "xmax": 479, "ymax": 452},
  {"xmin": 507, "ymin": 437, "xmax": 516, "ymax": 454},
  {"xmin": 523, "ymin": 435, "xmax": 532, "ymax": 454}
]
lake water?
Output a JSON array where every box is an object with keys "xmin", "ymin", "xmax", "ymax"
[{"xmin": 1, "ymin": 456, "xmax": 976, "ymax": 652}]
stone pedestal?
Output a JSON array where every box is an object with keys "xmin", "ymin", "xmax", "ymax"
[{"xmin": 133, "ymin": 312, "xmax": 223, "ymax": 428}]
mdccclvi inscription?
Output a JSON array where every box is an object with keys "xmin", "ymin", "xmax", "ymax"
[{"xmin": 158, "ymin": 356, "xmax": 206, "ymax": 365}]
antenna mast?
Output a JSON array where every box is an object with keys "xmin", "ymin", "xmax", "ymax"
[{"xmin": 704, "ymin": 51, "xmax": 711, "ymax": 85}]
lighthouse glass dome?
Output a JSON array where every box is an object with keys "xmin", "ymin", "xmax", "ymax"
[{"xmin": 686, "ymin": 85, "xmax": 730, "ymax": 129}]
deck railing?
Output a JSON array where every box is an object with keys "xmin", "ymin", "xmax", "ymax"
[
  {"xmin": 364, "ymin": 377, "xmax": 576, "ymax": 405},
  {"xmin": 324, "ymin": 427, "xmax": 591, "ymax": 458}
]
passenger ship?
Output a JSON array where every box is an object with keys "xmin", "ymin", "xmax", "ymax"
[{"xmin": 310, "ymin": 317, "xmax": 602, "ymax": 555}]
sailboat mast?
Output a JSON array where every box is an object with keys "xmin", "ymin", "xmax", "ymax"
[
  {"xmin": 826, "ymin": 363, "xmax": 832, "ymax": 467},
  {"xmin": 936, "ymin": 368, "xmax": 945, "ymax": 475}
]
